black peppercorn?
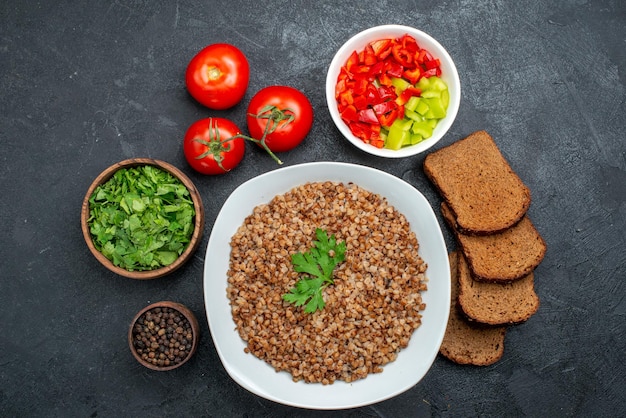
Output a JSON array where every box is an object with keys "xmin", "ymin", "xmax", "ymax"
[{"xmin": 132, "ymin": 306, "xmax": 194, "ymax": 368}]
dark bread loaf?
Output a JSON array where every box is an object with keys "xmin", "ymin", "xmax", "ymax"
[
  {"xmin": 441, "ymin": 201, "xmax": 547, "ymax": 282},
  {"xmin": 457, "ymin": 252, "xmax": 540, "ymax": 325},
  {"xmin": 423, "ymin": 130, "xmax": 531, "ymax": 235},
  {"xmin": 439, "ymin": 251, "xmax": 507, "ymax": 366}
]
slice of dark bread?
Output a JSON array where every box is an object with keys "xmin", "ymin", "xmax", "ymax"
[
  {"xmin": 441, "ymin": 201, "xmax": 547, "ymax": 282},
  {"xmin": 423, "ymin": 130, "xmax": 531, "ymax": 235},
  {"xmin": 439, "ymin": 251, "xmax": 507, "ymax": 366},
  {"xmin": 457, "ymin": 252, "xmax": 540, "ymax": 325}
]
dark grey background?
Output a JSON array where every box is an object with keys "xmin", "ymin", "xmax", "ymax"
[{"xmin": 1, "ymin": 0, "xmax": 624, "ymax": 416}]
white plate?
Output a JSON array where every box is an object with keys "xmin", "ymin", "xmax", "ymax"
[{"xmin": 203, "ymin": 162, "xmax": 450, "ymax": 410}]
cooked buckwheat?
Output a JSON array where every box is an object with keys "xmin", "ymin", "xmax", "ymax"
[{"xmin": 226, "ymin": 181, "xmax": 428, "ymax": 384}]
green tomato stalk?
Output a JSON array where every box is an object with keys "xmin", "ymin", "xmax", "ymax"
[{"xmin": 193, "ymin": 110, "xmax": 292, "ymax": 172}]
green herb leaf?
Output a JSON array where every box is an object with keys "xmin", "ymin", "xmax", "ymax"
[
  {"xmin": 283, "ymin": 228, "xmax": 346, "ymax": 313},
  {"xmin": 88, "ymin": 165, "xmax": 195, "ymax": 271}
]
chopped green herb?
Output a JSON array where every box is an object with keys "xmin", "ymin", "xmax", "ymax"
[
  {"xmin": 283, "ymin": 228, "xmax": 346, "ymax": 313},
  {"xmin": 88, "ymin": 165, "xmax": 195, "ymax": 271}
]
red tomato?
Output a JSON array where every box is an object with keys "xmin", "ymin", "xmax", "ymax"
[
  {"xmin": 183, "ymin": 118, "xmax": 245, "ymax": 175},
  {"xmin": 246, "ymin": 86, "xmax": 313, "ymax": 153},
  {"xmin": 185, "ymin": 44, "xmax": 250, "ymax": 110}
]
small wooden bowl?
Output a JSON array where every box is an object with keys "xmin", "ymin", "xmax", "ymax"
[
  {"xmin": 81, "ymin": 158, "xmax": 204, "ymax": 279},
  {"xmin": 128, "ymin": 301, "xmax": 200, "ymax": 371}
]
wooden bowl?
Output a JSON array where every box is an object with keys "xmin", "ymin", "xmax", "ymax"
[
  {"xmin": 128, "ymin": 301, "xmax": 200, "ymax": 371},
  {"xmin": 81, "ymin": 158, "xmax": 204, "ymax": 279}
]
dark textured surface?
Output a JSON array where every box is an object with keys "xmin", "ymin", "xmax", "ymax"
[{"xmin": 1, "ymin": 1, "xmax": 625, "ymax": 416}]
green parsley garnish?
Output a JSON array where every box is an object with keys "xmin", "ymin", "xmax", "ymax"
[
  {"xmin": 87, "ymin": 165, "xmax": 195, "ymax": 271},
  {"xmin": 283, "ymin": 228, "xmax": 346, "ymax": 313}
]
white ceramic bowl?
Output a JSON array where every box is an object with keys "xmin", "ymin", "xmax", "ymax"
[
  {"xmin": 325, "ymin": 25, "xmax": 461, "ymax": 158},
  {"xmin": 203, "ymin": 162, "xmax": 450, "ymax": 409}
]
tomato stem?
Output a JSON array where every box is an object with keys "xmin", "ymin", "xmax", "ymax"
[
  {"xmin": 206, "ymin": 65, "xmax": 223, "ymax": 81},
  {"xmin": 235, "ymin": 134, "xmax": 283, "ymax": 165},
  {"xmin": 249, "ymin": 105, "xmax": 295, "ymax": 135},
  {"xmin": 193, "ymin": 117, "xmax": 283, "ymax": 171},
  {"xmin": 246, "ymin": 105, "xmax": 297, "ymax": 164},
  {"xmin": 193, "ymin": 119, "xmax": 234, "ymax": 172}
]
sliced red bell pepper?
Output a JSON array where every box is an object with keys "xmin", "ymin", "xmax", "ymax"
[
  {"xmin": 372, "ymin": 100, "xmax": 397, "ymax": 116},
  {"xmin": 361, "ymin": 44, "xmax": 378, "ymax": 66},
  {"xmin": 367, "ymin": 61, "xmax": 384, "ymax": 77},
  {"xmin": 340, "ymin": 105, "xmax": 358, "ymax": 122},
  {"xmin": 336, "ymin": 33, "xmax": 445, "ymax": 148},
  {"xmin": 377, "ymin": 85, "xmax": 396, "ymax": 101},
  {"xmin": 400, "ymin": 34, "xmax": 419, "ymax": 53},
  {"xmin": 345, "ymin": 51, "xmax": 360, "ymax": 72},
  {"xmin": 352, "ymin": 64, "xmax": 371, "ymax": 74},
  {"xmin": 346, "ymin": 119, "xmax": 385, "ymax": 147},
  {"xmin": 403, "ymin": 67, "xmax": 422, "ymax": 85},
  {"xmin": 366, "ymin": 123, "xmax": 384, "ymax": 147},
  {"xmin": 358, "ymin": 108, "xmax": 379, "ymax": 124},
  {"xmin": 351, "ymin": 75, "xmax": 370, "ymax": 95},
  {"xmin": 369, "ymin": 135, "xmax": 385, "ymax": 148},
  {"xmin": 363, "ymin": 84, "xmax": 383, "ymax": 105},
  {"xmin": 422, "ymin": 68, "xmax": 441, "ymax": 78},
  {"xmin": 353, "ymin": 94, "xmax": 368, "ymax": 110},
  {"xmin": 335, "ymin": 79, "xmax": 346, "ymax": 98},
  {"xmin": 417, "ymin": 49, "xmax": 434, "ymax": 65},
  {"xmin": 377, "ymin": 47, "xmax": 393, "ymax": 60},
  {"xmin": 425, "ymin": 58, "xmax": 441, "ymax": 70},
  {"xmin": 392, "ymin": 44, "xmax": 414, "ymax": 68},
  {"xmin": 384, "ymin": 59, "xmax": 404, "ymax": 78},
  {"xmin": 377, "ymin": 72, "xmax": 393, "ymax": 86},
  {"xmin": 338, "ymin": 90, "xmax": 353, "ymax": 107},
  {"xmin": 377, "ymin": 108, "xmax": 399, "ymax": 127},
  {"xmin": 370, "ymin": 39, "xmax": 392, "ymax": 58},
  {"xmin": 370, "ymin": 139, "xmax": 384, "ymax": 148},
  {"xmin": 347, "ymin": 121, "xmax": 369, "ymax": 142},
  {"xmin": 396, "ymin": 86, "xmax": 421, "ymax": 105}
]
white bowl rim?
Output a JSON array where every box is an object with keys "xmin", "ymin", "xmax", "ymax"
[{"xmin": 325, "ymin": 24, "xmax": 461, "ymax": 158}]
